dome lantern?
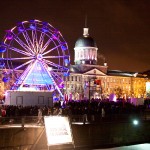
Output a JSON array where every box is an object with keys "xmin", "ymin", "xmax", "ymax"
[{"xmin": 83, "ymin": 28, "xmax": 89, "ymax": 37}]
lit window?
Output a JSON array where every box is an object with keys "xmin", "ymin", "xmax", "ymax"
[{"xmin": 75, "ymin": 76, "xmax": 77, "ymax": 81}]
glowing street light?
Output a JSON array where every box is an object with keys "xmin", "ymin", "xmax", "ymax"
[{"xmin": 132, "ymin": 119, "xmax": 139, "ymax": 126}]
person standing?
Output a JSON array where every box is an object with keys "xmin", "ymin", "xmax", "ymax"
[
  {"xmin": 37, "ymin": 108, "xmax": 43, "ymax": 125},
  {"xmin": 101, "ymin": 107, "xmax": 105, "ymax": 118}
]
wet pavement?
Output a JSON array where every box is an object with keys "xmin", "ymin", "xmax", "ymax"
[{"xmin": 93, "ymin": 143, "xmax": 150, "ymax": 150}]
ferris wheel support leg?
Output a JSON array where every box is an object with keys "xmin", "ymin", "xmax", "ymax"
[{"xmin": 55, "ymin": 85, "xmax": 64, "ymax": 100}]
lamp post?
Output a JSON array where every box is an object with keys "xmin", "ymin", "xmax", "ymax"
[
  {"xmin": 89, "ymin": 79, "xmax": 91, "ymax": 100},
  {"xmin": 88, "ymin": 77, "xmax": 97, "ymax": 101}
]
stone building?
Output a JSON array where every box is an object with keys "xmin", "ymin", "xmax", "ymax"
[{"xmin": 64, "ymin": 27, "xmax": 148, "ymax": 101}]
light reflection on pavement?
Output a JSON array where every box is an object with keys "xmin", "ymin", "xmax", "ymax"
[
  {"xmin": 0, "ymin": 123, "xmax": 44, "ymax": 128},
  {"xmin": 93, "ymin": 144, "xmax": 150, "ymax": 150}
]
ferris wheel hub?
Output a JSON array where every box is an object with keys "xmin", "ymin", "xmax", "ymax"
[{"xmin": 36, "ymin": 54, "xmax": 43, "ymax": 60}]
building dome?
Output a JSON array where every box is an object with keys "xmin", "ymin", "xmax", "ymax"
[
  {"xmin": 75, "ymin": 36, "xmax": 97, "ymax": 48},
  {"xmin": 74, "ymin": 27, "xmax": 98, "ymax": 65},
  {"xmin": 75, "ymin": 28, "xmax": 97, "ymax": 48}
]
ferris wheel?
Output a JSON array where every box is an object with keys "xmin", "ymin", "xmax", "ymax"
[{"xmin": 0, "ymin": 19, "xmax": 70, "ymax": 98}]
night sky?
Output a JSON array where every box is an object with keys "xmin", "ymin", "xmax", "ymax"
[{"xmin": 0, "ymin": 0, "xmax": 150, "ymax": 72}]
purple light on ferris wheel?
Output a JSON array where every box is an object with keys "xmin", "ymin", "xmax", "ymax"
[
  {"xmin": 29, "ymin": 19, "xmax": 35, "ymax": 23},
  {"xmin": 0, "ymin": 62, "xmax": 5, "ymax": 68},
  {"xmin": 29, "ymin": 24, "xmax": 36, "ymax": 30},
  {"xmin": 52, "ymin": 33, "xmax": 59, "ymax": 40},
  {"xmin": 63, "ymin": 72, "xmax": 70, "ymax": 77},
  {"xmin": 0, "ymin": 42, "xmax": 6, "ymax": 53},
  {"xmin": 59, "ymin": 83, "xmax": 64, "ymax": 88},
  {"xmin": 61, "ymin": 45, "xmax": 67, "ymax": 51},
  {"xmin": 52, "ymin": 30, "xmax": 60, "ymax": 40},
  {"xmin": 64, "ymin": 59, "xmax": 69, "ymax": 66},
  {"xmin": 42, "ymin": 22, "xmax": 49, "ymax": 32},
  {"xmin": 2, "ymin": 77, "xmax": 10, "ymax": 83},
  {"xmin": 64, "ymin": 59, "xmax": 69, "ymax": 64},
  {"xmin": 18, "ymin": 26, "xmax": 24, "ymax": 32},
  {"xmin": 6, "ymin": 30, "xmax": 13, "ymax": 40},
  {"xmin": 17, "ymin": 22, "xmax": 24, "ymax": 32},
  {"xmin": 42, "ymin": 28, "xmax": 48, "ymax": 32},
  {"xmin": 17, "ymin": 26, "xmax": 24, "ymax": 32},
  {"xmin": 42, "ymin": 21, "xmax": 48, "ymax": 25}
]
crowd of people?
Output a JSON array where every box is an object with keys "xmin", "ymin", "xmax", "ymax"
[{"xmin": 0, "ymin": 98, "xmax": 146, "ymax": 118}]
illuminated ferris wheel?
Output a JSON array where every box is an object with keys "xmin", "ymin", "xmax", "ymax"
[{"xmin": 0, "ymin": 19, "xmax": 70, "ymax": 98}]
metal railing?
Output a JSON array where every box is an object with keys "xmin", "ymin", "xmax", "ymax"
[{"xmin": 0, "ymin": 112, "xmax": 150, "ymax": 127}]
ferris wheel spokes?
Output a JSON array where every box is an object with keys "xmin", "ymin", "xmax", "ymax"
[
  {"xmin": 18, "ymin": 21, "xmax": 44, "ymax": 55},
  {"xmin": 9, "ymin": 57, "xmax": 33, "ymax": 61},
  {"xmin": 50, "ymin": 70, "xmax": 63, "ymax": 83},
  {"xmin": 31, "ymin": 29, "xmax": 39, "ymax": 54},
  {"xmin": 13, "ymin": 36, "xmax": 34, "ymax": 55},
  {"xmin": 43, "ymin": 55, "xmax": 68, "ymax": 59},
  {"xmin": 44, "ymin": 59, "xmax": 68, "ymax": 71},
  {"xmin": 38, "ymin": 32, "xmax": 45, "ymax": 52},
  {"xmin": 13, "ymin": 59, "xmax": 34, "ymax": 71},
  {"xmin": 22, "ymin": 27, "xmax": 35, "ymax": 51},
  {"xmin": 9, "ymin": 46, "xmax": 33, "ymax": 56},
  {"xmin": 42, "ymin": 43, "xmax": 64, "ymax": 56},
  {"xmin": 40, "ymin": 38, "xmax": 53, "ymax": 54}
]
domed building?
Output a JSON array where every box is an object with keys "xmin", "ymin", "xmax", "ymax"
[
  {"xmin": 63, "ymin": 26, "xmax": 148, "ymax": 102},
  {"xmin": 63, "ymin": 27, "xmax": 107, "ymax": 100}
]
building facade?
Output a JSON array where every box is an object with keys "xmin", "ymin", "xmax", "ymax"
[{"xmin": 64, "ymin": 27, "xmax": 149, "ymax": 101}]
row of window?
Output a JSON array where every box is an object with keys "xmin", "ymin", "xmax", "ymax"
[
  {"xmin": 66, "ymin": 84, "xmax": 82, "ymax": 91},
  {"xmin": 65, "ymin": 76, "xmax": 133, "ymax": 85},
  {"xmin": 64, "ymin": 76, "xmax": 81, "ymax": 82}
]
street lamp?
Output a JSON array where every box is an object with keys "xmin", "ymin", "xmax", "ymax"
[
  {"xmin": 132, "ymin": 119, "xmax": 139, "ymax": 126},
  {"xmin": 88, "ymin": 77, "xmax": 97, "ymax": 100}
]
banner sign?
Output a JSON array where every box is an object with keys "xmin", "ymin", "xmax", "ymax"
[{"xmin": 44, "ymin": 116, "xmax": 73, "ymax": 146}]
